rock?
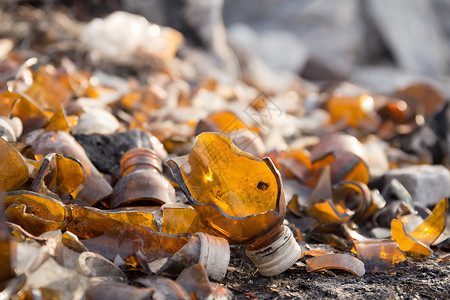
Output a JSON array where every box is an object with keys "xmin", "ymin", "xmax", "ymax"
[
  {"xmin": 71, "ymin": 108, "xmax": 120, "ymax": 135},
  {"xmin": 383, "ymin": 165, "xmax": 450, "ymax": 207},
  {"xmin": 227, "ymin": 23, "xmax": 308, "ymax": 74},
  {"xmin": 223, "ymin": 0, "xmax": 367, "ymax": 80},
  {"xmin": 366, "ymin": 0, "xmax": 449, "ymax": 77},
  {"xmin": 79, "ymin": 11, "xmax": 183, "ymax": 65},
  {"xmin": 74, "ymin": 130, "xmax": 165, "ymax": 177}
]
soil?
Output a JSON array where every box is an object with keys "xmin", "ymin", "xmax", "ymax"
[{"xmin": 222, "ymin": 246, "xmax": 450, "ymax": 300}]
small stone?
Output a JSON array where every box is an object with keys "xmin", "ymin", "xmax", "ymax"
[{"xmin": 384, "ymin": 165, "xmax": 450, "ymax": 207}]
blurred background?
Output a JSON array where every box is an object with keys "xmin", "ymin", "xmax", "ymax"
[{"xmin": 2, "ymin": 0, "xmax": 450, "ymax": 97}]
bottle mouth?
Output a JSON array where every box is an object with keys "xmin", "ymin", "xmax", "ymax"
[
  {"xmin": 120, "ymin": 148, "xmax": 162, "ymax": 175},
  {"xmin": 195, "ymin": 232, "xmax": 230, "ymax": 282},
  {"xmin": 245, "ymin": 225, "xmax": 302, "ymax": 276}
]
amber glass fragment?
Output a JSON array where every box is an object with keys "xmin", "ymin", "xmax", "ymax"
[
  {"xmin": 305, "ymin": 253, "xmax": 365, "ymax": 277},
  {"xmin": 30, "ymin": 153, "xmax": 85, "ymax": 200},
  {"xmin": 307, "ymin": 166, "xmax": 332, "ymax": 206},
  {"xmin": 9, "ymin": 91, "xmax": 48, "ymax": 133},
  {"xmin": 0, "ymin": 138, "xmax": 29, "ymax": 191},
  {"xmin": 410, "ymin": 198, "xmax": 447, "ymax": 246},
  {"xmin": 4, "ymin": 190, "xmax": 65, "ymax": 221},
  {"xmin": 5, "ymin": 204, "xmax": 66, "ymax": 236},
  {"xmin": 3, "ymin": 190, "xmax": 66, "ymax": 236},
  {"xmin": 168, "ymin": 132, "xmax": 301, "ymax": 276},
  {"xmin": 44, "ymin": 105, "xmax": 71, "ymax": 132},
  {"xmin": 327, "ymin": 92, "xmax": 377, "ymax": 129},
  {"xmin": 391, "ymin": 219, "xmax": 432, "ymax": 256},
  {"xmin": 396, "ymin": 82, "xmax": 445, "ymax": 118},
  {"xmin": 80, "ymin": 223, "xmax": 190, "ymax": 261},
  {"xmin": 195, "ymin": 111, "xmax": 258, "ymax": 135},
  {"xmin": 26, "ymin": 130, "xmax": 112, "ymax": 205},
  {"xmin": 304, "ymin": 250, "xmax": 328, "ymax": 257},
  {"xmin": 111, "ymin": 148, "xmax": 176, "ymax": 208},
  {"xmin": 354, "ymin": 239, "xmax": 408, "ymax": 273},
  {"xmin": 278, "ymin": 149, "xmax": 315, "ymax": 184},
  {"xmin": 25, "ymin": 65, "xmax": 72, "ymax": 111},
  {"xmin": 311, "ymin": 133, "xmax": 370, "ymax": 184},
  {"xmin": 307, "ymin": 200, "xmax": 352, "ymax": 224},
  {"xmin": 333, "ymin": 180, "xmax": 373, "ymax": 222},
  {"xmin": 66, "ymin": 204, "xmax": 122, "ymax": 239},
  {"xmin": 160, "ymin": 204, "xmax": 215, "ymax": 235},
  {"xmin": 0, "ymin": 91, "xmax": 19, "ymax": 116}
]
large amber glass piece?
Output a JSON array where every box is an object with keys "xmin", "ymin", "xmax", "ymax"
[
  {"xmin": 354, "ymin": 239, "xmax": 408, "ymax": 273},
  {"xmin": 168, "ymin": 132, "xmax": 301, "ymax": 276},
  {"xmin": 0, "ymin": 138, "xmax": 29, "ymax": 191},
  {"xmin": 168, "ymin": 133, "xmax": 282, "ymax": 245},
  {"xmin": 311, "ymin": 133, "xmax": 370, "ymax": 184},
  {"xmin": 26, "ymin": 130, "xmax": 112, "ymax": 205}
]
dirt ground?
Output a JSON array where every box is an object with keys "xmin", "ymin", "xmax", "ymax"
[{"xmin": 223, "ymin": 246, "xmax": 450, "ymax": 300}]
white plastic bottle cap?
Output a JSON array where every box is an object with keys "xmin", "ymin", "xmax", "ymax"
[
  {"xmin": 245, "ymin": 225, "xmax": 302, "ymax": 276},
  {"xmin": 195, "ymin": 232, "xmax": 230, "ymax": 282}
]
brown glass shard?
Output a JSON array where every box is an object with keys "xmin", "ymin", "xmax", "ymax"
[
  {"xmin": 80, "ymin": 223, "xmax": 190, "ymax": 261},
  {"xmin": 44, "ymin": 105, "xmax": 71, "ymax": 132},
  {"xmin": 391, "ymin": 219, "xmax": 432, "ymax": 256},
  {"xmin": 333, "ymin": 180, "xmax": 374, "ymax": 223},
  {"xmin": 307, "ymin": 199, "xmax": 352, "ymax": 224},
  {"xmin": 410, "ymin": 198, "xmax": 447, "ymax": 246},
  {"xmin": 354, "ymin": 239, "xmax": 408, "ymax": 273},
  {"xmin": 30, "ymin": 153, "xmax": 86, "ymax": 200},
  {"xmin": 25, "ymin": 65, "xmax": 72, "ymax": 111},
  {"xmin": 0, "ymin": 138, "xmax": 29, "ymax": 191},
  {"xmin": 9, "ymin": 91, "xmax": 48, "ymax": 133},
  {"xmin": 26, "ymin": 130, "xmax": 112, "ymax": 205},
  {"xmin": 176, "ymin": 263, "xmax": 232, "ymax": 299},
  {"xmin": 310, "ymin": 133, "xmax": 370, "ymax": 184},
  {"xmin": 305, "ymin": 253, "xmax": 365, "ymax": 277},
  {"xmin": 195, "ymin": 110, "xmax": 258, "ymax": 135},
  {"xmin": 168, "ymin": 132, "xmax": 284, "ymax": 246}
]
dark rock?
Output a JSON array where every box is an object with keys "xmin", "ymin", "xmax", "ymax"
[{"xmin": 74, "ymin": 129, "xmax": 156, "ymax": 177}]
